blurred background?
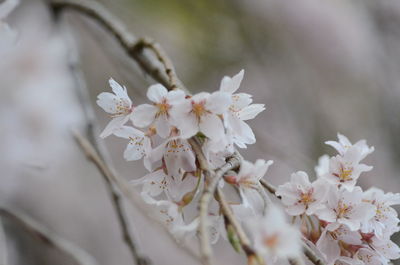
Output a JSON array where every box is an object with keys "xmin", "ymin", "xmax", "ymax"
[{"xmin": 1, "ymin": 0, "xmax": 400, "ymax": 264}]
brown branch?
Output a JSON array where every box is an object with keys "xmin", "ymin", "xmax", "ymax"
[
  {"xmin": 48, "ymin": 0, "xmax": 186, "ymax": 92},
  {"xmin": 0, "ymin": 206, "xmax": 98, "ymax": 265},
  {"xmin": 72, "ymin": 131, "xmax": 202, "ymax": 262},
  {"xmin": 56, "ymin": 19, "xmax": 150, "ymax": 265},
  {"xmin": 188, "ymin": 138, "xmax": 241, "ymax": 265},
  {"xmin": 215, "ymin": 188, "xmax": 260, "ymax": 265}
]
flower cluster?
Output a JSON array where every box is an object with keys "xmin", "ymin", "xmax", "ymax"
[
  {"xmin": 277, "ymin": 134, "xmax": 400, "ymax": 265},
  {"xmin": 97, "ymin": 70, "xmax": 399, "ymax": 265},
  {"xmin": 97, "ymin": 71, "xmax": 275, "ymax": 243}
]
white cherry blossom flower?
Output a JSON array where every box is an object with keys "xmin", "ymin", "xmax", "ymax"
[
  {"xmin": 316, "ymin": 224, "xmax": 362, "ymax": 265},
  {"xmin": 148, "ymin": 199, "xmax": 199, "ymax": 240},
  {"xmin": 276, "ymin": 171, "xmax": 328, "ymax": 216},
  {"xmin": 132, "ymin": 84, "xmax": 185, "ymax": 138},
  {"xmin": 355, "ymin": 247, "xmax": 388, "ymax": 265},
  {"xmin": 361, "ymin": 188, "xmax": 400, "ymax": 239},
  {"xmin": 316, "ymin": 186, "xmax": 376, "ymax": 231},
  {"xmin": 112, "ymin": 126, "xmax": 152, "ymax": 170},
  {"xmin": 149, "ymin": 137, "xmax": 196, "ymax": 178},
  {"xmin": 369, "ymin": 236, "xmax": 400, "ymax": 261},
  {"xmin": 322, "ymin": 147, "xmax": 373, "ymax": 191},
  {"xmin": 325, "ymin": 133, "xmax": 374, "ymax": 161},
  {"xmin": 245, "ymin": 206, "xmax": 302, "ymax": 262},
  {"xmin": 219, "ymin": 70, "xmax": 265, "ymax": 148},
  {"xmin": 97, "ymin": 79, "xmax": 134, "ymax": 138},
  {"xmin": 170, "ymin": 91, "xmax": 231, "ymax": 141}
]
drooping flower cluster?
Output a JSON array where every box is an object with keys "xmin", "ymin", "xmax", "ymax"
[
  {"xmin": 97, "ymin": 67, "xmax": 400, "ymax": 265},
  {"xmin": 277, "ymin": 134, "xmax": 400, "ymax": 265},
  {"xmin": 96, "ymin": 71, "xmax": 277, "ymax": 244}
]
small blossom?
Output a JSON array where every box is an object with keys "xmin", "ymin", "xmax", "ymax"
[
  {"xmin": 112, "ymin": 126, "xmax": 152, "ymax": 169},
  {"xmin": 246, "ymin": 206, "xmax": 302, "ymax": 262},
  {"xmin": 219, "ymin": 70, "xmax": 265, "ymax": 148},
  {"xmin": 97, "ymin": 79, "xmax": 134, "ymax": 138},
  {"xmin": 276, "ymin": 171, "xmax": 328, "ymax": 216},
  {"xmin": 132, "ymin": 84, "xmax": 185, "ymax": 138},
  {"xmin": 316, "ymin": 224, "xmax": 362, "ymax": 265},
  {"xmin": 322, "ymin": 147, "xmax": 373, "ymax": 191},
  {"xmin": 325, "ymin": 133, "xmax": 374, "ymax": 161},
  {"xmin": 361, "ymin": 188, "xmax": 400, "ymax": 239},
  {"xmin": 149, "ymin": 136, "xmax": 196, "ymax": 178},
  {"xmin": 170, "ymin": 91, "xmax": 231, "ymax": 141},
  {"xmin": 315, "ymin": 186, "xmax": 376, "ymax": 231}
]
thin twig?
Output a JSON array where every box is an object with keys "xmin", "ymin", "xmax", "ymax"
[
  {"xmin": 72, "ymin": 131, "xmax": 202, "ymax": 262},
  {"xmin": 188, "ymin": 138, "xmax": 241, "ymax": 265},
  {"xmin": 0, "ymin": 207, "xmax": 98, "ymax": 265},
  {"xmin": 215, "ymin": 188, "xmax": 259, "ymax": 264},
  {"xmin": 48, "ymin": 0, "xmax": 187, "ymax": 92},
  {"xmin": 56, "ymin": 18, "xmax": 149, "ymax": 265}
]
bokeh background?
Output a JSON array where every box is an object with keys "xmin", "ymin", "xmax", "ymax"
[{"xmin": 1, "ymin": 0, "xmax": 400, "ymax": 264}]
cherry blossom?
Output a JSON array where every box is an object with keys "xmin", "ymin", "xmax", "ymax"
[
  {"xmin": 322, "ymin": 147, "xmax": 373, "ymax": 191},
  {"xmin": 149, "ymin": 137, "xmax": 196, "ymax": 178},
  {"xmin": 316, "ymin": 224, "xmax": 362, "ymax": 265},
  {"xmin": 315, "ymin": 186, "xmax": 376, "ymax": 231},
  {"xmin": 170, "ymin": 91, "xmax": 231, "ymax": 141},
  {"xmin": 361, "ymin": 188, "xmax": 400, "ymax": 239},
  {"xmin": 219, "ymin": 70, "xmax": 265, "ymax": 148},
  {"xmin": 132, "ymin": 84, "xmax": 185, "ymax": 138},
  {"xmin": 246, "ymin": 206, "xmax": 302, "ymax": 262},
  {"xmin": 97, "ymin": 79, "xmax": 134, "ymax": 138},
  {"xmin": 325, "ymin": 133, "xmax": 374, "ymax": 161},
  {"xmin": 112, "ymin": 126, "xmax": 152, "ymax": 169},
  {"xmin": 276, "ymin": 171, "xmax": 328, "ymax": 216}
]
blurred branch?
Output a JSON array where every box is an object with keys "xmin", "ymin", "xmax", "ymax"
[
  {"xmin": 48, "ymin": 0, "xmax": 187, "ymax": 92},
  {"xmin": 72, "ymin": 131, "xmax": 202, "ymax": 263},
  {"xmin": 0, "ymin": 206, "xmax": 98, "ymax": 265},
  {"xmin": 215, "ymin": 188, "xmax": 259, "ymax": 264},
  {"xmin": 58, "ymin": 19, "xmax": 150, "ymax": 265}
]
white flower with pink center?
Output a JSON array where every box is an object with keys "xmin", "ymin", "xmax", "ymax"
[
  {"xmin": 132, "ymin": 84, "xmax": 185, "ymax": 138},
  {"xmin": 219, "ymin": 70, "xmax": 265, "ymax": 148},
  {"xmin": 316, "ymin": 186, "xmax": 376, "ymax": 231},
  {"xmin": 170, "ymin": 91, "xmax": 231, "ymax": 141},
  {"xmin": 325, "ymin": 133, "xmax": 374, "ymax": 161},
  {"xmin": 323, "ymin": 147, "xmax": 373, "ymax": 191},
  {"xmin": 97, "ymin": 79, "xmax": 134, "ymax": 138},
  {"xmin": 245, "ymin": 206, "xmax": 302, "ymax": 262},
  {"xmin": 276, "ymin": 171, "xmax": 328, "ymax": 216}
]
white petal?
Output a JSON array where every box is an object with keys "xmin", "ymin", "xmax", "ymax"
[
  {"xmin": 219, "ymin": 69, "xmax": 244, "ymax": 94},
  {"xmin": 132, "ymin": 104, "xmax": 158, "ymax": 128},
  {"xmin": 97, "ymin": 92, "xmax": 118, "ymax": 114},
  {"xmin": 200, "ymin": 114, "xmax": 225, "ymax": 141},
  {"xmin": 154, "ymin": 115, "xmax": 171, "ymax": 138},
  {"xmin": 177, "ymin": 114, "xmax": 198, "ymax": 139},
  {"xmin": 238, "ymin": 104, "xmax": 265, "ymax": 120},
  {"xmin": 100, "ymin": 116, "xmax": 129, "ymax": 138},
  {"xmin": 109, "ymin": 78, "xmax": 130, "ymax": 100},
  {"xmin": 147, "ymin": 84, "xmax": 168, "ymax": 103},
  {"xmin": 113, "ymin": 126, "xmax": 144, "ymax": 139},
  {"xmin": 205, "ymin": 91, "xmax": 232, "ymax": 114},
  {"xmin": 166, "ymin": 90, "xmax": 186, "ymax": 105}
]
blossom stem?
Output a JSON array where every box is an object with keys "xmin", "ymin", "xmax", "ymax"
[{"xmin": 216, "ymin": 188, "xmax": 260, "ymax": 264}]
